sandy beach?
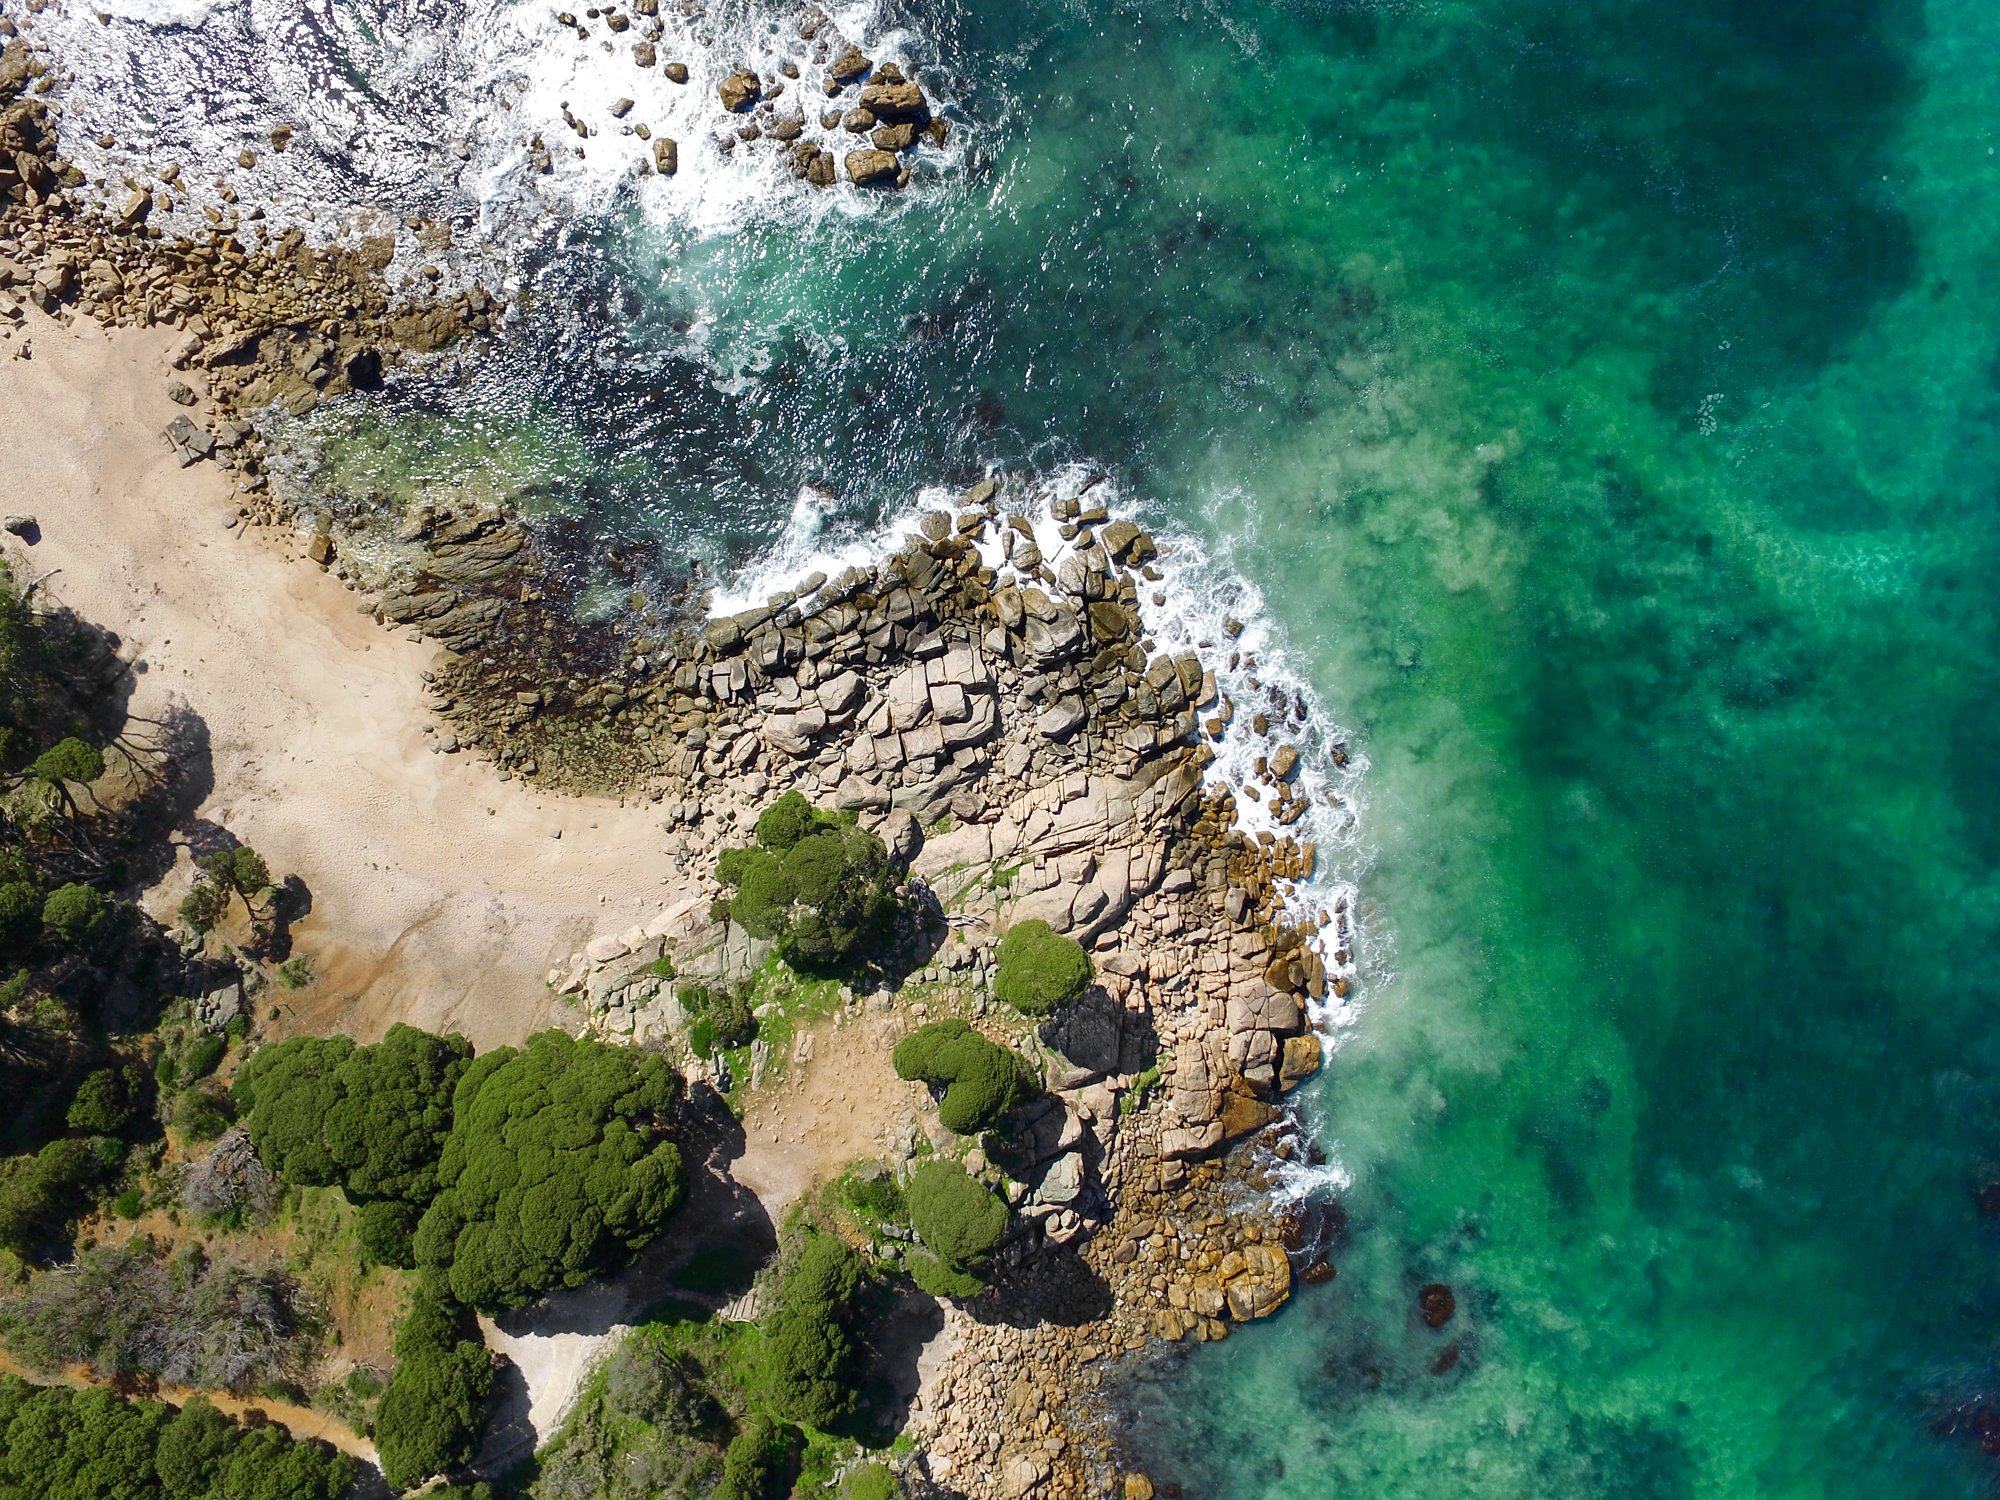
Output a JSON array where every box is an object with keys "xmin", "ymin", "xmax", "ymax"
[{"xmin": 0, "ymin": 312, "xmax": 695, "ymax": 1050}]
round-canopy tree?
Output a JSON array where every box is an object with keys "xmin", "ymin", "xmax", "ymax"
[
  {"xmin": 761, "ymin": 1231, "xmax": 866, "ymax": 1431},
  {"xmin": 412, "ymin": 1030, "xmax": 685, "ymax": 1310},
  {"xmin": 891, "ymin": 1019, "xmax": 1021, "ymax": 1134},
  {"xmin": 904, "ymin": 1160, "xmax": 1009, "ymax": 1300},
  {"xmin": 993, "ymin": 919, "xmax": 1093, "ymax": 1016},
  {"xmin": 715, "ymin": 793, "xmax": 899, "ymax": 972},
  {"xmin": 232, "ymin": 1023, "xmax": 473, "ymax": 1208}
]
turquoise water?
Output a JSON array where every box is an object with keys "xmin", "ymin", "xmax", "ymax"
[{"xmin": 193, "ymin": 0, "xmax": 2000, "ymax": 1490}]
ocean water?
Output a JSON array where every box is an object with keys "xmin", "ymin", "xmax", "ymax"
[{"xmin": 37, "ymin": 0, "xmax": 2000, "ymax": 1492}]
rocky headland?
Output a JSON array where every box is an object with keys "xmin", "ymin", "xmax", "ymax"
[{"xmin": 0, "ymin": 16, "xmax": 1357, "ymax": 1497}]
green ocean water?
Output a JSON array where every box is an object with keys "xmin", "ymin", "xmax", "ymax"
[{"xmin": 274, "ymin": 0, "xmax": 2000, "ymax": 1491}]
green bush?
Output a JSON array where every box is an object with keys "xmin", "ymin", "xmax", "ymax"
[
  {"xmin": 172, "ymin": 1086, "xmax": 231, "ymax": 1144},
  {"xmin": 904, "ymin": 1161, "xmax": 1008, "ymax": 1297},
  {"xmin": 181, "ymin": 1032, "xmax": 226, "ymax": 1082},
  {"xmin": 715, "ymin": 796, "xmax": 899, "ymax": 972},
  {"xmin": 66, "ymin": 1065, "xmax": 141, "ymax": 1134},
  {"xmin": 413, "ymin": 1031, "xmax": 684, "ymax": 1310},
  {"xmin": 0, "ymin": 1380, "xmax": 353, "ymax": 1500},
  {"xmin": 761, "ymin": 1232, "xmax": 865, "ymax": 1430},
  {"xmin": 846, "ymin": 1461, "xmax": 901, "ymax": 1500},
  {"xmin": 0, "ymin": 1135, "xmax": 114, "ymax": 1257},
  {"xmin": 374, "ymin": 1283, "xmax": 493, "ymax": 1490},
  {"xmin": 356, "ymin": 1198, "xmax": 420, "ymax": 1268},
  {"xmin": 891, "ymin": 1020, "xmax": 1021, "ymax": 1134},
  {"xmin": 993, "ymin": 919, "xmax": 1093, "ymax": 1016},
  {"xmin": 233, "ymin": 1023, "xmax": 472, "ymax": 1207},
  {"xmin": 41, "ymin": 882, "xmax": 106, "ymax": 947},
  {"xmin": 716, "ymin": 1413, "xmax": 780, "ymax": 1500},
  {"xmin": 839, "ymin": 1172, "xmax": 904, "ymax": 1223},
  {"xmin": 753, "ymin": 789, "xmax": 836, "ymax": 853}
]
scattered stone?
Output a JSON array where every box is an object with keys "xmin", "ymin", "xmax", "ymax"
[{"xmin": 844, "ymin": 148, "xmax": 899, "ymax": 186}]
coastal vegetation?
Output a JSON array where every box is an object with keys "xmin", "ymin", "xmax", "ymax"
[
  {"xmin": 412, "ymin": 1030, "xmax": 685, "ymax": 1311},
  {"xmin": 902, "ymin": 1161, "xmax": 1009, "ymax": 1299},
  {"xmin": 714, "ymin": 792, "xmax": 901, "ymax": 972},
  {"xmin": 373, "ymin": 1281, "xmax": 495, "ymax": 1490},
  {"xmin": 992, "ymin": 919, "xmax": 1092, "ymax": 1016},
  {"xmin": 0, "ymin": 1380, "xmax": 353, "ymax": 1500},
  {"xmin": 891, "ymin": 1019, "xmax": 1024, "ymax": 1134}
]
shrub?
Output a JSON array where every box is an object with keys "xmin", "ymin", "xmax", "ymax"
[
  {"xmin": 840, "ymin": 1172, "xmax": 904, "ymax": 1223},
  {"xmin": 716, "ymin": 1413, "xmax": 780, "ymax": 1500},
  {"xmin": 715, "ymin": 796, "xmax": 898, "ymax": 972},
  {"xmin": 892, "ymin": 1020, "xmax": 1020, "ymax": 1134},
  {"xmin": 173, "ymin": 1086, "xmax": 232, "ymax": 1143},
  {"xmin": 374, "ymin": 1283, "xmax": 493, "ymax": 1490},
  {"xmin": 177, "ymin": 878, "xmax": 230, "ymax": 936},
  {"xmin": 181, "ymin": 1031, "xmax": 226, "ymax": 1082},
  {"xmin": 993, "ymin": 919, "xmax": 1092, "ymax": 1016},
  {"xmin": 356, "ymin": 1199, "xmax": 420, "ymax": 1268},
  {"xmin": 41, "ymin": 882, "xmax": 106, "ymax": 947},
  {"xmin": 904, "ymin": 1161, "xmax": 1008, "ymax": 1297},
  {"xmin": 0, "ymin": 1135, "xmax": 114, "ymax": 1257},
  {"xmin": 66, "ymin": 1065, "xmax": 140, "ymax": 1133},
  {"xmin": 761, "ymin": 1232, "xmax": 865, "ymax": 1430},
  {"xmin": 0, "ymin": 1381, "xmax": 353, "ymax": 1500},
  {"xmin": 413, "ymin": 1031, "xmax": 684, "ymax": 1310},
  {"xmin": 233, "ymin": 1023, "xmax": 472, "ymax": 1207},
  {"xmin": 846, "ymin": 1461, "xmax": 901, "ymax": 1500}
]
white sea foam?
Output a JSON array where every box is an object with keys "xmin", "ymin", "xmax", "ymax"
[{"xmin": 29, "ymin": 0, "xmax": 967, "ymax": 280}]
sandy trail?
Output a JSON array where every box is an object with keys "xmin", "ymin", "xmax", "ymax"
[{"xmin": 0, "ymin": 314, "xmax": 687, "ymax": 1049}]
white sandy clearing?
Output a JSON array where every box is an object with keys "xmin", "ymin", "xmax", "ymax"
[{"xmin": 0, "ymin": 312, "xmax": 693, "ymax": 1050}]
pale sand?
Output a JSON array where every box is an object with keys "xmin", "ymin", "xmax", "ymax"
[
  {"xmin": 0, "ymin": 312, "xmax": 930, "ymax": 1453},
  {"xmin": 0, "ymin": 313, "xmax": 690, "ymax": 1051}
]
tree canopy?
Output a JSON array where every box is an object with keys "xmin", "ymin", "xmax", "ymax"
[
  {"xmin": 760, "ymin": 1232, "xmax": 866, "ymax": 1431},
  {"xmin": 412, "ymin": 1030, "xmax": 685, "ymax": 1310},
  {"xmin": 373, "ymin": 1282, "xmax": 494, "ymax": 1491},
  {"xmin": 904, "ymin": 1160, "xmax": 1009, "ymax": 1299},
  {"xmin": 993, "ymin": 919, "xmax": 1093, "ymax": 1016},
  {"xmin": 0, "ymin": 1378, "xmax": 352, "ymax": 1500},
  {"xmin": 714, "ymin": 794, "xmax": 899, "ymax": 971},
  {"xmin": 232, "ymin": 1023, "xmax": 472, "ymax": 1206},
  {"xmin": 891, "ymin": 1020, "xmax": 1021, "ymax": 1134}
]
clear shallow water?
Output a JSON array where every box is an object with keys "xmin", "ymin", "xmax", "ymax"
[{"xmin": 47, "ymin": 0, "xmax": 2000, "ymax": 1491}]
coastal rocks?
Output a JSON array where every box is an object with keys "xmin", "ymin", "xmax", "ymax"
[
  {"xmin": 652, "ymin": 137, "xmax": 679, "ymax": 175},
  {"xmin": 718, "ymin": 70, "xmax": 762, "ymax": 111},
  {"xmin": 1418, "ymin": 1282, "xmax": 1457, "ymax": 1328},
  {"xmin": 845, "ymin": 148, "xmax": 899, "ymax": 186}
]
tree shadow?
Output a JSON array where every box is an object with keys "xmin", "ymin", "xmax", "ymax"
[
  {"xmin": 964, "ymin": 1239, "xmax": 1114, "ymax": 1330},
  {"xmin": 1038, "ymin": 984, "xmax": 1157, "ymax": 1082},
  {"xmin": 853, "ymin": 1284, "xmax": 946, "ymax": 1441}
]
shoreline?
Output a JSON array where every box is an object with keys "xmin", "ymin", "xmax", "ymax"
[{"xmin": 0, "ymin": 23, "xmax": 1355, "ymax": 1500}]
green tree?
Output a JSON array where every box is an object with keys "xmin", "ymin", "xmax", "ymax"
[
  {"xmin": 993, "ymin": 919, "xmax": 1093, "ymax": 1016},
  {"xmin": 714, "ymin": 796, "xmax": 898, "ymax": 972},
  {"xmin": 233, "ymin": 1023, "xmax": 472, "ymax": 1207},
  {"xmin": 715, "ymin": 1414, "xmax": 780, "ymax": 1500},
  {"xmin": 891, "ymin": 1019, "xmax": 1021, "ymax": 1134},
  {"xmin": 40, "ymin": 883, "xmax": 106, "ymax": 948},
  {"xmin": 154, "ymin": 1393, "xmax": 238, "ymax": 1497},
  {"xmin": 176, "ymin": 878, "xmax": 230, "ymax": 937},
  {"xmin": 904, "ymin": 1161, "xmax": 1008, "ymax": 1299},
  {"xmin": 374, "ymin": 1283, "xmax": 493, "ymax": 1491},
  {"xmin": 31, "ymin": 736, "xmax": 104, "ymax": 818},
  {"xmin": 190, "ymin": 846, "xmax": 272, "ymax": 923},
  {"xmin": 760, "ymin": 1232, "xmax": 865, "ymax": 1430},
  {"xmin": 66, "ymin": 1064, "xmax": 141, "ymax": 1133},
  {"xmin": 412, "ymin": 1031, "xmax": 684, "ymax": 1310}
]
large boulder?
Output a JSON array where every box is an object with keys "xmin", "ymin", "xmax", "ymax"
[
  {"xmin": 845, "ymin": 148, "xmax": 900, "ymax": 186},
  {"xmin": 718, "ymin": 70, "xmax": 762, "ymax": 111},
  {"xmin": 860, "ymin": 80, "xmax": 926, "ymax": 119}
]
